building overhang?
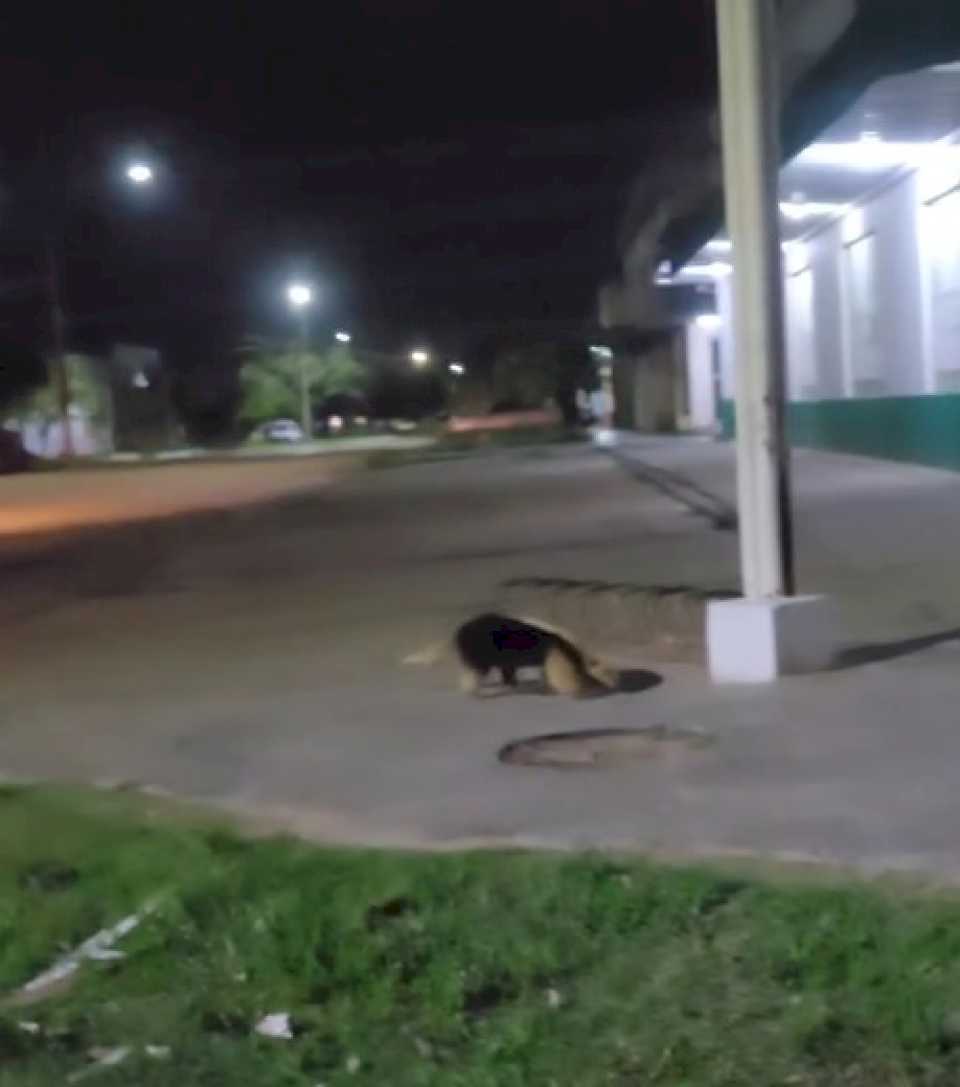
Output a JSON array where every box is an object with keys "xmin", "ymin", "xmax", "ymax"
[
  {"xmin": 665, "ymin": 63, "xmax": 960, "ymax": 286},
  {"xmin": 660, "ymin": 2, "xmax": 960, "ymax": 271}
]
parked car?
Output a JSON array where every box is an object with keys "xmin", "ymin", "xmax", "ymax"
[{"xmin": 261, "ymin": 419, "xmax": 305, "ymax": 443}]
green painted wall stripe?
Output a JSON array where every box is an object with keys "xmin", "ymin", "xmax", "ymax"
[{"xmin": 719, "ymin": 395, "xmax": 960, "ymax": 472}]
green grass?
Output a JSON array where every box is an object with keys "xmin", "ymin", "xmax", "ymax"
[{"xmin": 4, "ymin": 787, "xmax": 960, "ymax": 1084}]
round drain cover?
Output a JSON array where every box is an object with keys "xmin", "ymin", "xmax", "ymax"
[{"xmin": 498, "ymin": 725, "xmax": 713, "ymax": 768}]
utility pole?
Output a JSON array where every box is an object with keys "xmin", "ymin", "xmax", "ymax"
[
  {"xmin": 297, "ymin": 309, "xmax": 312, "ymax": 438},
  {"xmin": 43, "ymin": 232, "xmax": 73, "ymax": 459},
  {"xmin": 715, "ymin": 0, "xmax": 795, "ymax": 597}
]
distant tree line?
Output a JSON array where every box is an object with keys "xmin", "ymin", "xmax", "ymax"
[
  {"xmin": 450, "ymin": 338, "xmax": 597, "ymax": 424},
  {"xmin": 1, "ymin": 329, "xmax": 601, "ymax": 449}
]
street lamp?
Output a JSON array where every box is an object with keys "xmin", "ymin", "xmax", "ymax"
[
  {"xmin": 286, "ymin": 282, "xmax": 315, "ymax": 439},
  {"xmin": 334, "ymin": 330, "xmax": 351, "ymax": 343},
  {"xmin": 287, "ymin": 283, "xmax": 313, "ymax": 309},
  {"xmin": 125, "ymin": 162, "xmax": 154, "ymax": 185},
  {"xmin": 44, "ymin": 151, "xmax": 162, "ymax": 458},
  {"xmin": 410, "ymin": 349, "xmax": 430, "ymax": 367},
  {"xmin": 448, "ymin": 362, "xmax": 465, "ymax": 375}
]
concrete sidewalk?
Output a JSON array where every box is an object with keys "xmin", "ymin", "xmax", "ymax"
[
  {"xmin": 4, "ymin": 440, "xmax": 960, "ymax": 880},
  {"xmin": 607, "ymin": 433, "xmax": 960, "ymax": 648}
]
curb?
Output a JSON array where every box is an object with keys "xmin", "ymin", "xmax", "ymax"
[
  {"xmin": 498, "ymin": 578, "xmax": 737, "ymax": 663},
  {"xmin": 601, "ymin": 446, "xmax": 738, "ymax": 531}
]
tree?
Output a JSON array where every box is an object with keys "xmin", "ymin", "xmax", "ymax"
[
  {"xmin": 238, "ymin": 337, "xmax": 367, "ymax": 429},
  {"xmin": 367, "ymin": 366, "xmax": 447, "ymax": 420},
  {"xmin": 555, "ymin": 343, "xmax": 596, "ymax": 426},
  {"xmin": 469, "ymin": 340, "xmax": 597, "ymax": 421},
  {"xmin": 8, "ymin": 354, "xmax": 108, "ymax": 432},
  {"xmin": 489, "ymin": 343, "xmax": 557, "ymax": 411},
  {"xmin": 0, "ymin": 340, "xmax": 47, "ymax": 416},
  {"xmin": 172, "ymin": 361, "xmax": 243, "ymax": 448}
]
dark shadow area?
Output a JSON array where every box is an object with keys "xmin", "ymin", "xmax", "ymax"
[
  {"xmin": 502, "ymin": 574, "xmax": 737, "ymax": 604},
  {"xmin": 486, "ymin": 680, "xmax": 551, "ymax": 697},
  {"xmin": 480, "ymin": 669, "xmax": 662, "ymax": 698},
  {"xmin": 498, "ymin": 724, "xmax": 714, "ymax": 768},
  {"xmin": 614, "ymin": 669, "xmax": 664, "ymax": 695},
  {"xmin": 830, "ymin": 627, "xmax": 960, "ymax": 670}
]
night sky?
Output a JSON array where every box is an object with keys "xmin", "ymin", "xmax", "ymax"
[{"xmin": 1, "ymin": 2, "xmax": 716, "ymax": 374}]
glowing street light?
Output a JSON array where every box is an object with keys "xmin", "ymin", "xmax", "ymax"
[
  {"xmin": 287, "ymin": 282, "xmax": 314, "ymax": 309},
  {"xmin": 410, "ymin": 349, "xmax": 430, "ymax": 367},
  {"xmin": 448, "ymin": 362, "xmax": 465, "ymax": 375},
  {"xmin": 125, "ymin": 162, "xmax": 154, "ymax": 185},
  {"xmin": 335, "ymin": 330, "xmax": 351, "ymax": 343}
]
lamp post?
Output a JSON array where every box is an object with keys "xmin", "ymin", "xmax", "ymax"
[
  {"xmin": 286, "ymin": 282, "xmax": 315, "ymax": 438},
  {"xmin": 45, "ymin": 157, "xmax": 157, "ymax": 458},
  {"xmin": 43, "ymin": 233, "xmax": 72, "ymax": 457}
]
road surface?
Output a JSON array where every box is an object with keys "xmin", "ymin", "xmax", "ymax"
[
  {"xmin": 0, "ymin": 437, "xmax": 429, "ymax": 551},
  {"xmin": 0, "ymin": 454, "xmax": 360, "ymax": 550},
  {"xmin": 5, "ymin": 440, "xmax": 960, "ymax": 878}
]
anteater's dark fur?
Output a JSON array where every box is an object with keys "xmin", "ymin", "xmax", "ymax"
[{"xmin": 454, "ymin": 612, "xmax": 617, "ymax": 697}]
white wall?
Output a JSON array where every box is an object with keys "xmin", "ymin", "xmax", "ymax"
[
  {"xmin": 713, "ymin": 153, "xmax": 960, "ymax": 406},
  {"xmin": 776, "ymin": 175, "xmax": 929, "ymax": 400},
  {"xmin": 861, "ymin": 174, "xmax": 926, "ymax": 395},
  {"xmin": 11, "ymin": 413, "xmax": 110, "ymax": 458},
  {"xmin": 785, "ymin": 263, "xmax": 817, "ymax": 399},
  {"xmin": 920, "ymin": 185, "xmax": 960, "ymax": 392},
  {"xmin": 716, "ymin": 275, "xmax": 736, "ymax": 401},
  {"xmin": 685, "ymin": 322, "xmax": 719, "ymax": 430}
]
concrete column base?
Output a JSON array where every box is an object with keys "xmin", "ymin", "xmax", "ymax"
[{"xmin": 706, "ymin": 595, "xmax": 837, "ymax": 683}]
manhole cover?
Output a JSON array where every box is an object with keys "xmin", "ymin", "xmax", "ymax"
[{"xmin": 498, "ymin": 725, "xmax": 713, "ymax": 768}]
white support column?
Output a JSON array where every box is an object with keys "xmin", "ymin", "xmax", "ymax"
[
  {"xmin": 707, "ymin": 0, "xmax": 836, "ymax": 682},
  {"xmin": 716, "ymin": 0, "xmax": 792, "ymax": 599}
]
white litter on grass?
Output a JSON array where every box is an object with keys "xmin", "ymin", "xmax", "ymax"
[
  {"xmin": 17, "ymin": 902, "xmax": 158, "ymax": 1000},
  {"xmin": 345, "ymin": 1054, "xmax": 362, "ymax": 1074},
  {"xmin": 138, "ymin": 783, "xmax": 176, "ymax": 798},
  {"xmin": 67, "ymin": 1046, "xmax": 132, "ymax": 1083},
  {"xmin": 68, "ymin": 1043, "xmax": 171, "ymax": 1082},
  {"xmin": 413, "ymin": 1036, "xmax": 433, "ymax": 1059},
  {"xmin": 17, "ymin": 1020, "xmax": 40, "ymax": 1034},
  {"xmin": 255, "ymin": 1012, "xmax": 294, "ymax": 1040},
  {"xmin": 85, "ymin": 947, "xmax": 126, "ymax": 963},
  {"xmin": 545, "ymin": 988, "xmax": 564, "ymax": 1009}
]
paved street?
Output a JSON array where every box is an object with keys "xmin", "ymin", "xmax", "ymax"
[
  {"xmin": 5, "ymin": 439, "xmax": 960, "ymax": 878},
  {"xmin": 0, "ymin": 437, "xmax": 429, "ymax": 552},
  {"xmin": 0, "ymin": 456, "xmax": 361, "ymax": 547}
]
